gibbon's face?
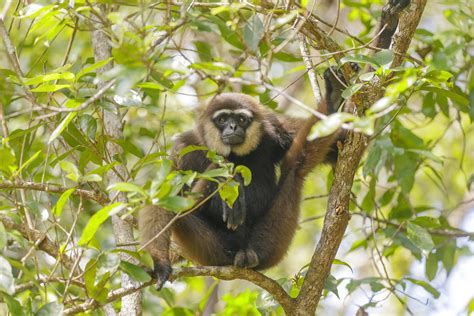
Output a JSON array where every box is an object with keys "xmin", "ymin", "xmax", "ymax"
[
  {"xmin": 201, "ymin": 94, "xmax": 264, "ymax": 157},
  {"xmin": 212, "ymin": 109, "xmax": 253, "ymax": 146}
]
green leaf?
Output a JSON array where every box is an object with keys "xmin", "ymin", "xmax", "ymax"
[
  {"xmin": 468, "ymin": 297, "xmax": 474, "ymax": 315},
  {"xmin": 274, "ymin": 11, "xmax": 298, "ymax": 28},
  {"xmin": 84, "ymin": 259, "xmax": 97, "ymax": 297},
  {"xmin": 81, "ymin": 174, "xmax": 102, "ymax": 182},
  {"xmin": 0, "ymin": 223, "xmax": 6, "ymax": 249},
  {"xmin": 158, "ymin": 196, "xmax": 195, "ymax": 212},
  {"xmin": 86, "ymin": 162, "xmax": 120, "ymax": 177},
  {"xmin": 52, "ymin": 188, "xmax": 75, "ymax": 217},
  {"xmin": 363, "ymin": 143, "xmax": 381, "ymax": 177},
  {"xmin": 30, "ymin": 84, "xmax": 70, "ymax": 92},
  {"xmin": 78, "ymin": 203, "xmax": 125, "ymax": 246},
  {"xmin": 406, "ymin": 222, "xmax": 435, "ymax": 252},
  {"xmin": 76, "ymin": 57, "xmax": 114, "ymax": 80},
  {"xmin": 405, "ymin": 278, "xmax": 440, "ymax": 298},
  {"xmin": 107, "ymin": 182, "xmax": 147, "ymax": 197},
  {"xmin": 441, "ymin": 240, "xmax": 456, "ymax": 272},
  {"xmin": 412, "ymin": 216, "xmax": 440, "ymax": 228},
  {"xmin": 119, "ymin": 261, "xmax": 152, "ymax": 282},
  {"xmin": 274, "ymin": 52, "xmax": 301, "ymax": 62},
  {"xmin": 25, "ymin": 72, "xmax": 74, "ymax": 85},
  {"xmin": 179, "ymin": 145, "xmax": 208, "ymax": 157},
  {"xmin": 308, "ymin": 113, "xmax": 355, "ymax": 140},
  {"xmin": 324, "ymin": 274, "xmax": 340, "ymax": 298},
  {"xmin": 349, "ymin": 239, "xmax": 368, "ymax": 252},
  {"xmin": 341, "ymin": 83, "xmax": 363, "ymax": 99},
  {"xmin": 15, "ymin": 150, "xmax": 41, "ymax": 176},
  {"xmin": 114, "ymin": 139, "xmax": 143, "ymax": 158},
  {"xmin": 18, "ymin": 4, "xmax": 55, "ymax": 19},
  {"xmin": 137, "ymin": 82, "xmax": 166, "ymax": 90},
  {"xmin": 367, "ymin": 96, "xmax": 394, "ymax": 114},
  {"xmin": 199, "ymin": 281, "xmax": 219, "ymax": 312},
  {"xmin": 48, "ymin": 112, "xmax": 77, "ymax": 144},
  {"xmin": 36, "ymin": 302, "xmax": 64, "ymax": 316},
  {"xmin": 219, "ymin": 181, "xmax": 239, "ymax": 208},
  {"xmin": 189, "ymin": 62, "xmax": 233, "ymax": 72},
  {"xmin": 59, "ymin": 160, "xmax": 80, "ymax": 182},
  {"xmin": 359, "ymin": 71, "xmax": 375, "ymax": 82},
  {"xmin": 422, "ymin": 87, "xmax": 469, "ymax": 106},
  {"xmin": 201, "ymin": 167, "xmax": 231, "ymax": 179},
  {"xmin": 341, "ymin": 55, "xmax": 379, "ymax": 68},
  {"xmin": 353, "ymin": 117, "xmax": 375, "ymax": 135},
  {"xmin": 425, "ymin": 252, "xmax": 438, "ymax": 281},
  {"xmin": 93, "ymin": 272, "xmax": 110, "ymax": 303},
  {"xmin": 373, "ymin": 49, "xmax": 394, "ymax": 66},
  {"xmin": 0, "ymin": 256, "xmax": 14, "ymax": 294},
  {"xmin": 394, "ymin": 153, "xmax": 417, "ymax": 193},
  {"xmin": 3, "ymin": 294, "xmax": 24, "ymax": 316},
  {"xmin": 194, "ymin": 41, "xmax": 213, "ymax": 62},
  {"xmin": 235, "ymin": 165, "xmax": 252, "ymax": 186},
  {"xmin": 407, "ymin": 149, "xmax": 443, "ymax": 163},
  {"xmin": 243, "ymin": 15, "xmax": 264, "ymax": 52},
  {"xmin": 333, "ymin": 259, "xmax": 353, "ymax": 272},
  {"xmin": 163, "ymin": 308, "xmax": 195, "ymax": 316}
]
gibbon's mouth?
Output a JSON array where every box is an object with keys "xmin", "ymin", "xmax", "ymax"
[{"xmin": 222, "ymin": 134, "xmax": 245, "ymax": 145}]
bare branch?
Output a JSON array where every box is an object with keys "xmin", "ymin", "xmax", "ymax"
[
  {"xmin": 0, "ymin": 215, "xmax": 74, "ymax": 270},
  {"xmin": 63, "ymin": 266, "xmax": 295, "ymax": 315},
  {"xmin": 353, "ymin": 212, "xmax": 474, "ymax": 238},
  {"xmin": 0, "ymin": 181, "xmax": 109, "ymax": 205},
  {"xmin": 297, "ymin": 33, "xmax": 323, "ymax": 106}
]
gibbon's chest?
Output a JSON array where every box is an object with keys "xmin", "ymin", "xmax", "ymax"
[{"xmin": 228, "ymin": 147, "xmax": 280, "ymax": 215}]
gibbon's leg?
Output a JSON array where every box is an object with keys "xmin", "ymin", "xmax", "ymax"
[
  {"xmin": 141, "ymin": 174, "xmax": 235, "ymax": 288},
  {"xmin": 234, "ymin": 168, "xmax": 303, "ymax": 269},
  {"xmin": 173, "ymin": 214, "xmax": 235, "ymax": 266},
  {"xmin": 141, "ymin": 207, "xmax": 236, "ymax": 281},
  {"xmin": 139, "ymin": 205, "xmax": 174, "ymax": 289}
]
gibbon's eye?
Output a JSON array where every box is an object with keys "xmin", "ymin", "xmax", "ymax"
[
  {"xmin": 217, "ymin": 116, "xmax": 226, "ymax": 124},
  {"xmin": 238, "ymin": 115, "xmax": 247, "ymax": 124}
]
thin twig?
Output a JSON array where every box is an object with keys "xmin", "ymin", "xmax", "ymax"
[
  {"xmin": 0, "ymin": 181, "xmax": 109, "ymax": 205},
  {"xmin": 0, "ymin": 215, "xmax": 74, "ymax": 269}
]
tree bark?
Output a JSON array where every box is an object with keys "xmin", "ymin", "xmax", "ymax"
[
  {"xmin": 292, "ymin": 0, "xmax": 428, "ymax": 313},
  {"xmin": 90, "ymin": 6, "xmax": 142, "ymax": 316}
]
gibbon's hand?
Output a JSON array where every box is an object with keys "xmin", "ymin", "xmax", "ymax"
[{"xmin": 222, "ymin": 174, "xmax": 247, "ymax": 230}]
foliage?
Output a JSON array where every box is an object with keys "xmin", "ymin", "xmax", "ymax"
[{"xmin": 0, "ymin": 0, "xmax": 472, "ymax": 315}]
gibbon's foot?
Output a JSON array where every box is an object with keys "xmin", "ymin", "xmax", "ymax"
[
  {"xmin": 234, "ymin": 249, "xmax": 259, "ymax": 268},
  {"xmin": 387, "ymin": 0, "xmax": 410, "ymax": 14},
  {"xmin": 323, "ymin": 62, "xmax": 360, "ymax": 113},
  {"xmin": 323, "ymin": 62, "xmax": 360, "ymax": 86},
  {"xmin": 149, "ymin": 260, "xmax": 172, "ymax": 290},
  {"xmin": 222, "ymin": 175, "xmax": 247, "ymax": 230}
]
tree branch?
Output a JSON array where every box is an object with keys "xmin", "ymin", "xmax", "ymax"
[
  {"xmin": 293, "ymin": 1, "xmax": 428, "ymax": 314},
  {"xmin": 90, "ymin": 4, "xmax": 142, "ymax": 315},
  {"xmin": 0, "ymin": 181, "xmax": 109, "ymax": 205},
  {"xmin": 353, "ymin": 212, "xmax": 474, "ymax": 238},
  {"xmin": 62, "ymin": 265, "xmax": 294, "ymax": 315},
  {"xmin": 0, "ymin": 215, "xmax": 74, "ymax": 270}
]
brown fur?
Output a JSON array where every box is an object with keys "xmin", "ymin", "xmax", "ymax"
[
  {"xmin": 139, "ymin": 0, "xmax": 408, "ymax": 287},
  {"xmin": 139, "ymin": 93, "xmax": 338, "ymax": 274}
]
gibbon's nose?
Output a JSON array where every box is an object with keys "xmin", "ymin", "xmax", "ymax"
[{"xmin": 229, "ymin": 121, "xmax": 237, "ymax": 131}]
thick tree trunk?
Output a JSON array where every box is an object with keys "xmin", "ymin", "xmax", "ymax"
[{"xmin": 91, "ymin": 7, "xmax": 142, "ymax": 316}]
